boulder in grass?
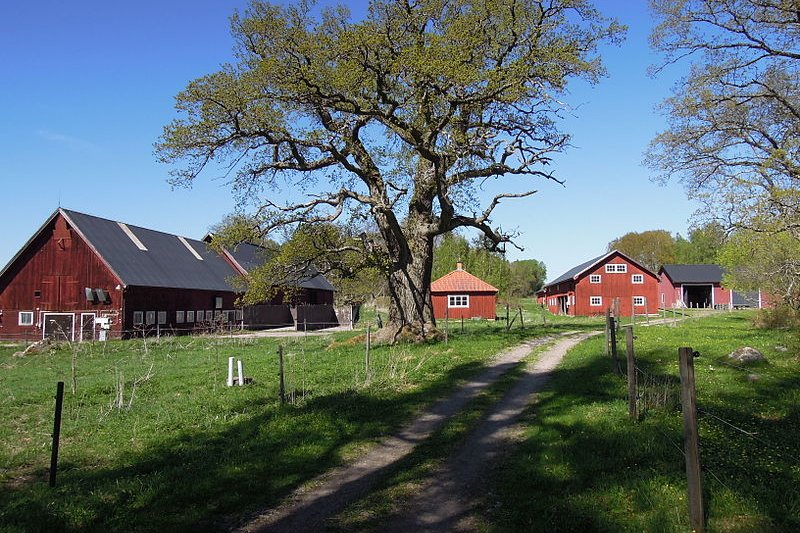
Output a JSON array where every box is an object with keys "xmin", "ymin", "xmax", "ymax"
[{"xmin": 728, "ymin": 346, "xmax": 765, "ymax": 363}]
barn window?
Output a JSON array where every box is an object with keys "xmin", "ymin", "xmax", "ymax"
[
  {"xmin": 590, "ymin": 296, "xmax": 602, "ymax": 306},
  {"xmin": 633, "ymin": 296, "xmax": 645, "ymax": 306},
  {"xmin": 589, "ymin": 274, "xmax": 601, "ymax": 283},
  {"xmin": 215, "ymin": 297, "xmax": 223, "ymax": 309},
  {"xmin": 196, "ymin": 310, "xmax": 204, "ymax": 322},
  {"xmin": 133, "ymin": 311, "xmax": 143, "ymax": 325},
  {"xmin": 235, "ymin": 309, "xmax": 243, "ymax": 321},
  {"xmin": 605, "ymin": 263, "xmax": 627, "ymax": 273},
  {"xmin": 186, "ymin": 310, "xmax": 195, "ymax": 323},
  {"xmin": 18, "ymin": 311, "xmax": 34, "ymax": 326},
  {"xmin": 157, "ymin": 311, "xmax": 167, "ymax": 325},
  {"xmin": 631, "ymin": 274, "xmax": 644, "ymax": 284},
  {"xmin": 34, "ymin": 290, "xmax": 41, "ymax": 298},
  {"xmin": 448, "ymin": 294, "xmax": 469, "ymax": 308},
  {"xmin": 176, "ymin": 311, "xmax": 185, "ymax": 324},
  {"xmin": 145, "ymin": 311, "xmax": 156, "ymax": 325}
]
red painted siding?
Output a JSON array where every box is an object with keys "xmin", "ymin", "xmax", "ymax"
[
  {"xmin": 0, "ymin": 215, "xmax": 123, "ymax": 341},
  {"xmin": 432, "ymin": 292, "xmax": 497, "ymax": 320}
]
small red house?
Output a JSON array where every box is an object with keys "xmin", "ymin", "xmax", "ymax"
[
  {"xmin": 658, "ymin": 264, "xmax": 769, "ymax": 309},
  {"xmin": 537, "ymin": 250, "xmax": 659, "ymax": 317},
  {"xmin": 0, "ymin": 208, "xmax": 335, "ymax": 341},
  {"xmin": 431, "ymin": 263, "xmax": 498, "ymax": 320}
]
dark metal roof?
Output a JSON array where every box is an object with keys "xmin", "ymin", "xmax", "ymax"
[
  {"xmin": 546, "ymin": 252, "xmax": 610, "ymax": 287},
  {"xmin": 659, "ymin": 264, "xmax": 723, "ymax": 284},
  {"xmin": 62, "ymin": 209, "xmax": 239, "ymax": 291}
]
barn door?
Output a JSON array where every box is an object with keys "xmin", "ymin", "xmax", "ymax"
[
  {"xmin": 80, "ymin": 313, "xmax": 96, "ymax": 341},
  {"xmin": 43, "ymin": 313, "xmax": 75, "ymax": 341}
]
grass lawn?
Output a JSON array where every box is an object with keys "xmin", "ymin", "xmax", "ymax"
[
  {"xmin": 485, "ymin": 311, "xmax": 800, "ymax": 532},
  {"xmin": 0, "ymin": 304, "xmax": 598, "ymax": 532}
]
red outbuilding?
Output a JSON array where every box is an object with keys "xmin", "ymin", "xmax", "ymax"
[
  {"xmin": 0, "ymin": 208, "xmax": 335, "ymax": 341},
  {"xmin": 658, "ymin": 264, "xmax": 769, "ymax": 309},
  {"xmin": 431, "ymin": 263, "xmax": 498, "ymax": 320},
  {"xmin": 537, "ymin": 250, "xmax": 659, "ymax": 317}
]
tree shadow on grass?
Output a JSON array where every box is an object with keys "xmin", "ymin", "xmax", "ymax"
[
  {"xmin": 0, "ymin": 359, "xmax": 494, "ymax": 532},
  {"xmin": 484, "ymin": 345, "xmax": 800, "ymax": 532}
]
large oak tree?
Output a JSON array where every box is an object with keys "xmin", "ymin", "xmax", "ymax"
[{"xmin": 157, "ymin": 0, "xmax": 622, "ymax": 340}]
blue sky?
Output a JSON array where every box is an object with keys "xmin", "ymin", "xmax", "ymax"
[{"xmin": 0, "ymin": 1, "xmax": 696, "ymax": 282}]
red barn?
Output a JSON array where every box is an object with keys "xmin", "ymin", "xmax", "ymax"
[
  {"xmin": 658, "ymin": 264, "xmax": 769, "ymax": 309},
  {"xmin": 537, "ymin": 250, "xmax": 659, "ymax": 317},
  {"xmin": 0, "ymin": 208, "xmax": 335, "ymax": 341},
  {"xmin": 431, "ymin": 263, "xmax": 498, "ymax": 320}
]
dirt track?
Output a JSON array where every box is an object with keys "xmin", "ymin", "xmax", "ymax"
[{"xmin": 234, "ymin": 332, "xmax": 598, "ymax": 533}]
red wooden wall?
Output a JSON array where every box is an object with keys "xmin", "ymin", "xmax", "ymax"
[
  {"xmin": 432, "ymin": 292, "xmax": 497, "ymax": 320},
  {"xmin": 0, "ymin": 215, "xmax": 122, "ymax": 341}
]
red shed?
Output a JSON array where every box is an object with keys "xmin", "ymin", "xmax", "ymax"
[
  {"xmin": 431, "ymin": 263, "xmax": 498, "ymax": 320},
  {"xmin": 0, "ymin": 208, "xmax": 335, "ymax": 341},
  {"xmin": 658, "ymin": 264, "xmax": 770, "ymax": 309},
  {"xmin": 537, "ymin": 250, "xmax": 659, "ymax": 317}
]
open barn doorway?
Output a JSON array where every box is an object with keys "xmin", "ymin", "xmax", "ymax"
[{"xmin": 683, "ymin": 285, "xmax": 712, "ymax": 308}]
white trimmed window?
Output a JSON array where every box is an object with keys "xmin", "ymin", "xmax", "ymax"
[
  {"xmin": 631, "ymin": 274, "xmax": 644, "ymax": 284},
  {"xmin": 590, "ymin": 274, "xmax": 601, "ymax": 284},
  {"xmin": 176, "ymin": 311, "xmax": 185, "ymax": 324},
  {"xmin": 18, "ymin": 311, "xmax": 34, "ymax": 326},
  {"xmin": 590, "ymin": 296, "xmax": 602, "ymax": 306},
  {"xmin": 187, "ymin": 310, "xmax": 195, "ymax": 323},
  {"xmin": 633, "ymin": 296, "xmax": 645, "ymax": 306},
  {"xmin": 145, "ymin": 311, "xmax": 156, "ymax": 325},
  {"xmin": 133, "ymin": 311, "xmax": 144, "ymax": 325},
  {"xmin": 158, "ymin": 311, "xmax": 167, "ymax": 325},
  {"xmin": 196, "ymin": 310, "xmax": 204, "ymax": 322},
  {"xmin": 448, "ymin": 294, "xmax": 469, "ymax": 308},
  {"xmin": 605, "ymin": 263, "xmax": 627, "ymax": 273}
]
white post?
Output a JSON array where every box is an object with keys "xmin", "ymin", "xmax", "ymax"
[
  {"xmin": 237, "ymin": 359, "xmax": 244, "ymax": 386},
  {"xmin": 227, "ymin": 357, "xmax": 235, "ymax": 387}
]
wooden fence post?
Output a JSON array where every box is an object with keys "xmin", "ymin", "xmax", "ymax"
[
  {"xmin": 505, "ymin": 304, "xmax": 510, "ymax": 329},
  {"xmin": 605, "ymin": 308, "xmax": 611, "ymax": 357},
  {"xmin": 278, "ymin": 345, "xmax": 286, "ymax": 404},
  {"xmin": 49, "ymin": 381, "xmax": 64, "ymax": 487},
  {"xmin": 679, "ymin": 346, "xmax": 705, "ymax": 532},
  {"xmin": 519, "ymin": 307, "xmax": 524, "ymax": 329},
  {"xmin": 444, "ymin": 307, "xmax": 449, "ymax": 344},
  {"xmin": 365, "ymin": 325, "xmax": 371, "ymax": 380},
  {"xmin": 625, "ymin": 327, "xmax": 637, "ymax": 420},
  {"xmin": 609, "ymin": 315, "xmax": 620, "ymax": 375}
]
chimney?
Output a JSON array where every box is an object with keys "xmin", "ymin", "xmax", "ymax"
[{"xmin": 456, "ymin": 262, "xmax": 464, "ymax": 271}]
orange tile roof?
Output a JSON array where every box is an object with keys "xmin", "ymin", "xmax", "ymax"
[{"xmin": 431, "ymin": 268, "xmax": 498, "ymax": 293}]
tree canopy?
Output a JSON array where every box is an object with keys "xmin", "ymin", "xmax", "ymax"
[
  {"xmin": 647, "ymin": 0, "xmax": 800, "ymax": 306},
  {"xmin": 647, "ymin": 0, "xmax": 800, "ymax": 235},
  {"xmin": 608, "ymin": 229, "xmax": 676, "ymax": 272},
  {"xmin": 157, "ymin": 0, "xmax": 622, "ymax": 340}
]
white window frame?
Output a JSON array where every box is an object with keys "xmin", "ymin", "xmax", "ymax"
[
  {"xmin": 176, "ymin": 311, "xmax": 185, "ymax": 324},
  {"xmin": 197, "ymin": 310, "xmax": 204, "ymax": 322},
  {"xmin": 605, "ymin": 263, "xmax": 627, "ymax": 273},
  {"xmin": 590, "ymin": 296, "xmax": 602, "ymax": 307},
  {"xmin": 631, "ymin": 274, "xmax": 644, "ymax": 284},
  {"xmin": 633, "ymin": 296, "xmax": 645, "ymax": 306},
  {"xmin": 157, "ymin": 311, "xmax": 167, "ymax": 325},
  {"xmin": 145, "ymin": 311, "xmax": 156, "ymax": 325},
  {"xmin": 186, "ymin": 310, "xmax": 195, "ymax": 323},
  {"xmin": 589, "ymin": 274, "xmax": 601, "ymax": 284},
  {"xmin": 133, "ymin": 311, "xmax": 144, "ymax": 325},
  {"xmin": 448, "ymin": 294, "xmax": 469, "ymax": 308},
  {"xmin": 18, "ymin": 311, "xmax": 34, "ymax": 326}
]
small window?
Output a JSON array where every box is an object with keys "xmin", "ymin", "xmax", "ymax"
[
  {"xmin": 215, "ymin": 297, "xmax": 223, "ymax": 309},
  {"xmin": 590, "ymin": 296, "xmax": 602, "ymax": 306},
  {"xmin": 214, "ymin": 310, "xmax": 222, "ymax": 320},
  {"xmin": 187, "ymin": 310, "xmax": 195, "ymax": 323},
  {"xmin": 197, "ymin": 310, "xmax": 204, "ymax": 322},
  {"xmin": 605, "ymin": 263, "xmax": 627, "ymax": 273},
  {"xmin": 176, "ymin": 311, "xmax": 185, "ymax": 324},
  {"xmin": 145, "ymin": 311, "xmax": 156, "ymax": 325},
  {"xmin": 589, "ymin": 274, "xmax": 601, "ymax": 284},
  {"xmin": 34, "ymin": 290, "xmax": 41, "ymax": 298},
  {"xmin": 133, "ymin": 311, "xmax": 144, "ymax": 325},
  {"xmin": 631, "ymin": 274, "xmax": 644, "ymax": 284},
  {"xmin": 633, "ymin": 296, "xmax": 645, "ymax": 306},
  {"xmin": 235, "ymin": 309, "xmax": 243, "ymax": 321},
  {"xmin": 18, "ymin": 311, "xmax": 34, "ymax": 326},
  {"xmin": 157, "ymin": 311, "xmax": 167, "ymax": 325},
  {"xmin": 448, "ymin": 294, "xmax": 469, "ymax": 308},
  {"xmin": 207, "ymin": 310, "xmax": 213, "ymax": 321}
]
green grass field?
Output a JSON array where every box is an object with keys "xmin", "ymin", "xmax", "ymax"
[
  {"xmin": 0, "ymin": 304, "xmax": 597, "ymax": 532},
  {"xmin": 485, "ymin": 311, "xmax": 800, "ymax": 532}
]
